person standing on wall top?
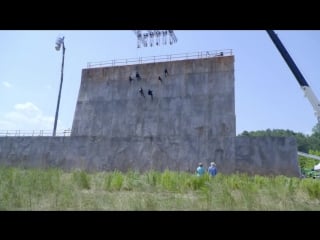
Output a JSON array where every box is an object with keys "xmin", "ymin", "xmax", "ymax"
[
  {"xmin": 196, "ymin": 162, "xmax": 205, "ymax": 176},
  {"xmin": 208, "ymin": 162, "xmax": 217, "ymax": 177}
]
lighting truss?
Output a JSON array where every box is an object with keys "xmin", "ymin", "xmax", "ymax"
[{"xmin": 133, "ymin": 30, "xmax": 178, "ymax": 48}]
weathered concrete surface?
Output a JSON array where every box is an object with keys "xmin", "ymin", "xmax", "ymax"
[
  {"xmin": 69, "ymin": 56, "xmax": 236, "ymax": 173},
  {"xmin": 72, "ymin": 57, "xmax": 235, "ymax": 138},
  {"xmin": 235, "ymin": 136, "xmax": 300, "ymax": 177},
  {"xmin": 0, "ymin": 136, "xmax": 299, "ymax": 176},
  {"xmin": 0, "ymin": 136, "xmax": 235, "ymax": 173}
]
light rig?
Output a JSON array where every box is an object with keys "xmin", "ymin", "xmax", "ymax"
[{"xmin": 133, "ymin": 30, "xmax": 177, "ymax": 48}]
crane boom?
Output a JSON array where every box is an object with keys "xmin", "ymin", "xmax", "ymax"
[{"xmin": 266, "ymin": 30, "xmax": 320, "ymax": 123}]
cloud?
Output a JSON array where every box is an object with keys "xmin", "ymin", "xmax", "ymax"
[
  {"xmin": 2, "ymin": 81, "xmax": 13, "ymax": 88},
  {"xmin": 0, "ymin": 102, "xmax": 57, "ymax": 133},
  {"xmin": 0, "ymin": 119, "xmax": 16, "ymax": 130}
]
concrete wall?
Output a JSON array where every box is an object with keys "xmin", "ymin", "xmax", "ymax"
[
  {"xmin": 0, "ymin": 136, "xmax": 299, "ymax": 176},
  {"xmin": 69, "ymin": 56, "xmax": 237, "ymax": 173},
  {"xmin": 0, "ymin": 136, "xmax": 235, "ymax": 173},
  {"xmin": 72, "ymin": 56, "xmax": 235, "ymax": 138},
  {"xmin": 235, "ymin": 136, "xmax": 300, "ymax": 177}
]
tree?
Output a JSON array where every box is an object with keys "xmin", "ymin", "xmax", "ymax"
[
  {"xmin": 237, "ymin": 129, "xmax": 310, "ymax": 152},
  {"xmin": 312, "ymin": 123, "xmax": 320, "ymax": 134}
]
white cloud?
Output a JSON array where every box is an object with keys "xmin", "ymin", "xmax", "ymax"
[
  {"xmin": 0, "ymin": 102, "xmax": 57, "ymax": 133},
  {"xmin": 2, "ymin": 81, "xmax": 13, "ymax": 88},
  {"xmin": 14, "ymin": 102, "xmax": 41, "ymax": 118},
  {"xmin": 0, "ymin": 119, "xmax": 16, "ymax": 130}
]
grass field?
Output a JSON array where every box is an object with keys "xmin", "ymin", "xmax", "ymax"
[{"xmin": 0, "ymin": 167, "xmax": 319, "ymax": 210}]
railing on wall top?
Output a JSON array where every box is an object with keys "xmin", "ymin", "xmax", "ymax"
[
  {"xmin": 0, "ymin": 129, "xmax": 71, "ymax": 137},
  {"xmin": 86, "ymin": 49, "xmax": 233, "ymax": 68}
]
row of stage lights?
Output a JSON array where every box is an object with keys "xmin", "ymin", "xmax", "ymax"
[{"xmin": 134, "ymin": 30, "xmax": 178, "ymax": 48}]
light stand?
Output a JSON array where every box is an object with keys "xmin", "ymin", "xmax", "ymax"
[{"xmin": 53, "ymin": 36, "xmax": 65, "ymax": 136}]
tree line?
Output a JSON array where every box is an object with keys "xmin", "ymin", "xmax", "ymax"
[{"xmin": 238, "ymin": 124, "xmax": 320, "ymax": 153}]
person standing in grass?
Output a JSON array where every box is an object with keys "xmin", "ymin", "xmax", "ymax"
[
  {"xmin": 208, "ymin": 162, "xmax": 217, "ymax": 177},
  {"xmin": 196, "ymin": 162, "xmax": 205, "ymax": 176}
]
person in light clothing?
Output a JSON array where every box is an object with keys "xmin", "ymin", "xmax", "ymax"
[
  {"xmin": 208, "ymin": 162, "xmax": 217, "ymax": 177},
  {"xmin": 196, "ymin": 162, "xmax": 205, "ymax": 176}
]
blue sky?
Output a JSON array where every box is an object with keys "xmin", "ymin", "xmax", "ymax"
[{"xmin": 0, "ymin": 30, "xmax": 319, "ymax": 136}]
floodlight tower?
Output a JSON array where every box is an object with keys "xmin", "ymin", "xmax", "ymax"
[
  {"xmin": 133, "ymin": 30, "xmax": 177, "ymax": 48},
  {"xmin": 53, "ymin": 36, "xmax": 66, "ymax": 137}
]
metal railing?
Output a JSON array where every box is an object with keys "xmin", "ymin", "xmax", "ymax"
[
  {"xmin": 0, "ymin": 129, "xmax": 72, "ymax": 137},
  {"xmin": 87, "ymin": 49, "xmax": 233, "ymax": 68}
]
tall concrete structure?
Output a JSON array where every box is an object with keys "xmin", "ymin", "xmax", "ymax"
[
  {"xmin": 71, "ymin": 55, "xmax": 236, "ymax": 173},
  {"xmin": 0, "ymin": 51, "xmax": 300, "ymax": 176}
]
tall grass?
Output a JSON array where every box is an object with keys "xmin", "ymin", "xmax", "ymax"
[{"xmin": 0, "ymin": 166, "xmax": 320, "ymax": 210}]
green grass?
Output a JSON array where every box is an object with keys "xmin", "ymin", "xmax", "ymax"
[{"xmin": 0, "ymin": 166, "xmax": 320, "ymax": 210}]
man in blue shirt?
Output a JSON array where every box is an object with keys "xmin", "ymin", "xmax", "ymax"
[
  {"xmin": 208, "ymin": 162, "xmax": 217, "ymax": 176},
  {"xmin": 196, "ymin": 162, "xmax": 205, "ymax": 176}
]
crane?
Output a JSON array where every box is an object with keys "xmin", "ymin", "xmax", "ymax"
[{"xmin": 266, "ymin": 30, "xmax": 320, "ymax": 124}]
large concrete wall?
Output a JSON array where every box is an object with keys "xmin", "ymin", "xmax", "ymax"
[
  {"xmin": 72, "ymin": 56, "xmax": 235, "ymax": 138},
  {"xmin": 0, "ymin": 136, "xmax": 299, "ymax": 176},
  {"xmin": 70, "ymin": 56, "xmax": 237, "ymax": 173},
  {"xmin": 235, "ymin": 137, "xmax": 300, "ymax": 177},
  {"xmin": 0, "ymin": 136, "xmax": 234, "ymax": 172}
]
